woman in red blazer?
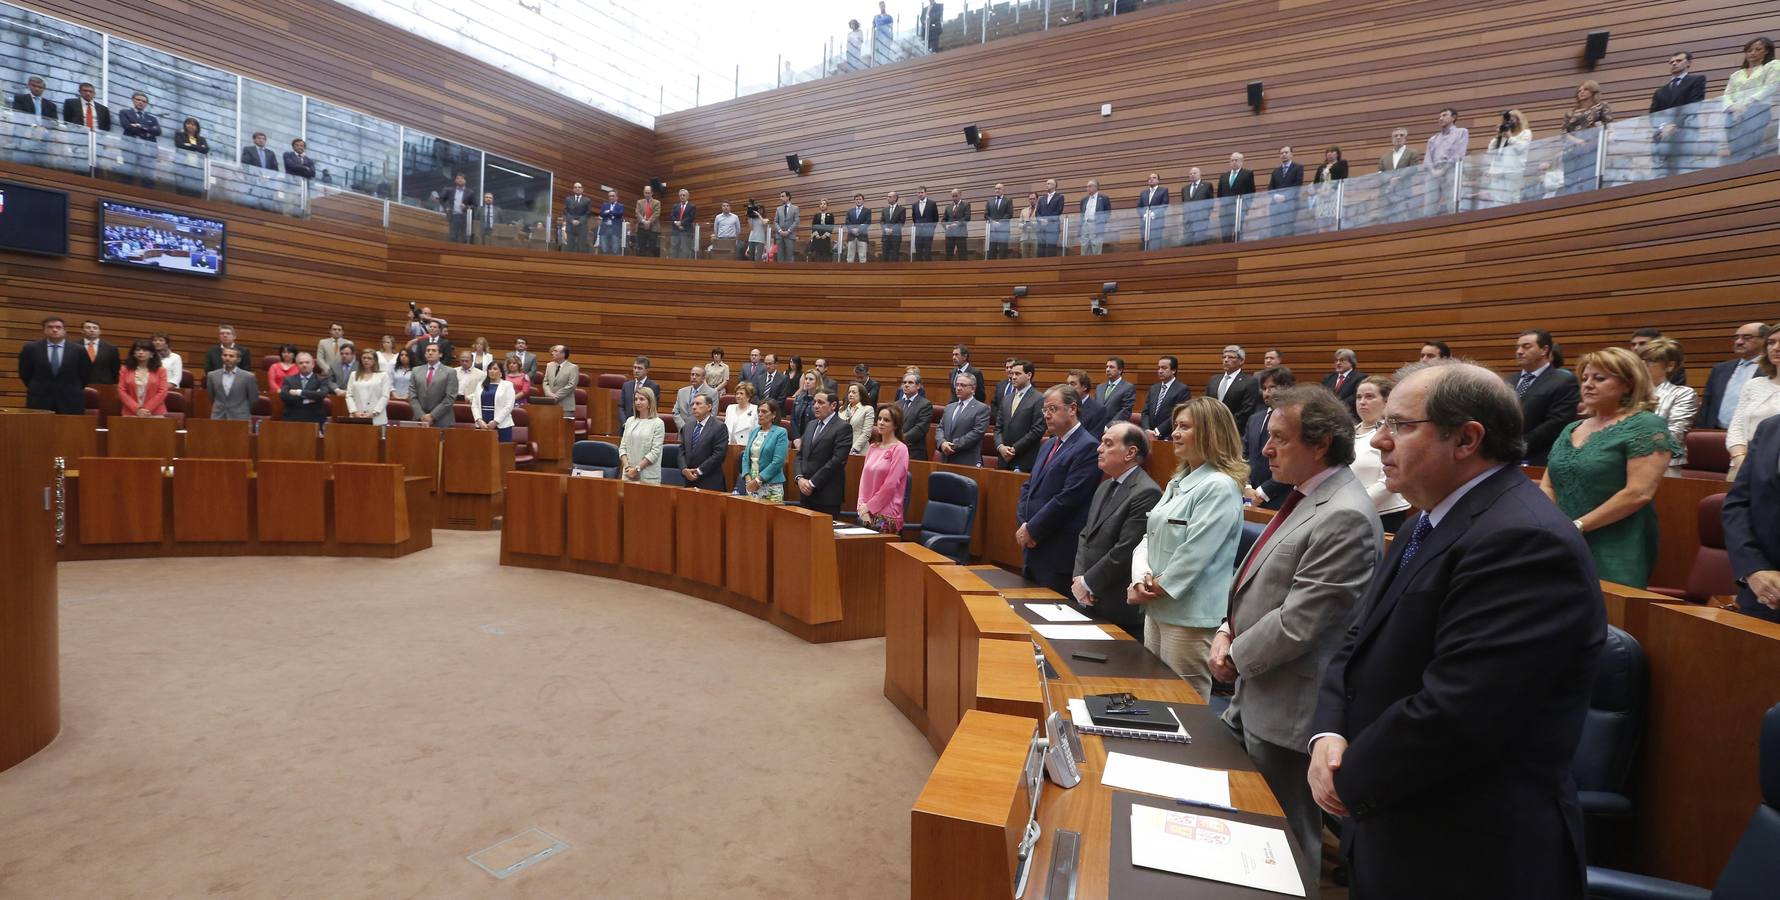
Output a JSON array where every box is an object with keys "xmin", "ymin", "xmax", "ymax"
[{"xmin": 118, "ymin": 339, "xmax": 169, "ymax": 416}]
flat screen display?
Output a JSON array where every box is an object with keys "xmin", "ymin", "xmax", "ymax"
[
  {"xmin": 0, "ymin": 181, "xmax": 70, "ymax": 256},
  {"xmin": 98, "ymin": 199, "xmax": 225, "ymax": 276}
]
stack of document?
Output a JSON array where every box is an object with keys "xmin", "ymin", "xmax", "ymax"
[
  {"xmin": 1023, "ymin": 602, "xmax": 1090, "ymax": 622},
  {"xmin": 1031, "ymin": 624, "xmax": 1112, "ymax": 641},
  {"xmin": 1129, "ymin": 803, "xmax": 1305, "ymax": 896}
]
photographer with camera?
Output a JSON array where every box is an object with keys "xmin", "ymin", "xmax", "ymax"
[
  {"xmin": 1483, "ymin": 108, "xmax": 1534, "ymax": 206},
  {"xmin": 404, "ymin": 302, "xmax": 448, "ymax": 341}
]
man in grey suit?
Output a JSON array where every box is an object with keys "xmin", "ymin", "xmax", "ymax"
[
  {"xmin": 772, "ymin": 190, "xmax": 800, "ymax": 262},
  {"xmin": 894, "ymin": 371, "xmax": 934, "ymax": 459},
  {"xmin": 315, "ymin": 323, "xmax": 347, "ymax": 377},
  {"xmin": 511, "ymin": 338, "xmax": 538, "ymax": 378},
  {"xmin": 936, "ymin": 372, "xmax": 991, "ymax": 466},
  {"xmin": 674, "ymin": 366, "xmax": 719, "ymax": 432},
  {"xmin": 205, "ymin": 347, "xmax": 258, "ymax": 420},
  {"xmin": 1098, "ymin": 357, "xmax": 1137, "ymax": 425},
  {"xmin": 1209, "ymin": 386, "xmax": 1383, "ymax": 876},
  {"xmin": 1071, "ymin": 422, "xmax": 1163, "ymax": 636},
  {"xmin": 678, "ymin": 394, "xmax": 730, "ymax": 492},
  {"xmin": 542, "ymin": 345, "xmax": 580, "ymax": 420},
  {"xmin": 410, "ymin": 344, "xmax": 459, "ymax": 428}
]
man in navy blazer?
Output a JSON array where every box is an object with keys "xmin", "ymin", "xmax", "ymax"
[
  {"xmin": 1244, "ymin": 366, "xmax": 1294, "ymax": 509},
  {"xmin": 240, "ymin": 132, "xmax": 280, "ymax": 170},
  {"xmin": 279, "ymin": 353, "xmax": 331, "ymax": 423},
  {"xmin": 11, "ymin": 76, "xmax": 57, "ymax": 121},
  {"xmin": 796, "ymin": 390, "xmax": 852, "ymax": 515},
  {"xmin": 17, "ymin": 316, "xmax": 91, "ymax": 414},
  {"xmin": 1724, "ymin": 414, "xmax": 1780, "ymax": 623},
  {"xmin": 618, "ymin": 356, "xmax": 660, "ymax": 429},
  {"xmin": 62, "ymin": 83, "xmax": 111, "ymax": 132},
  {"xmin": 1135, "ymin": 173, "xmax": 1170, "ymax": 250},
  {"xmin": 283, "ymin": 138, "xmax": 316, "ymax": 179},
  {"xmin": 1035, "ymin": 178, "xmax": 1066, "ymax": 257},
  {"xmin": 118, "ymin": 92, "xmax": 161, "ymax": 141},
  {"xmin": 1265, "ymin": 146, "xmax": 1306, "ymax": 237},
  {"xmin": 1697, "ymin": 322, "xmax": 1770, "ymax": 428},
  {"xmin": 1141, "ymin": 356, "xmax": 1192, "ymax": 439},
  {"xmin": 678, "ymin": 394, "xmax": 730, "ymax": 492},
  {"xmin": 1508, "ymin": 329, "xmax": 1580, "ymax": 465},
  {"xmin": 1650, "ymin": 51, "xmax": 1708, "ymax": 176},
  {"xmin": 1015, "ymin": 385, "xmax": 1102, "ymax": 596},
  {"xmin": 1216, "ymin": 153, "xmax": 1256, "ymax": 241},
  {"xmin": 1309, "ymin": 361, "xmax": 1604, "ymax": 899}
]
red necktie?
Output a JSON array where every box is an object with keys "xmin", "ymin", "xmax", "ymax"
[
  {"xmin": 426, "ymin": 365, "xmax": 435, "ymax": 386},
  {"xmin": 85, "ymin": 102, "xmax": 94, "ymax": 129},
  {"xmin": 1237, "ymin": 489, "xmax": 1305, "ymax": 587},
  {"xmin": 1335, "ymin": 372, "xmax": 1347, "ymax": 393},
  {"xmin": 1041, "ymin": 435, "xmax": 1065, "ymax": 472}
]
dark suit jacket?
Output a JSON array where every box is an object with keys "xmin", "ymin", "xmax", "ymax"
[
  {"xmin": 12, "ymin": 92, "xmax": 57, "ymax": 121},
  {"xmin": 1314, "ymin": 160, "xmax": 1350, "ymax": 182},
  {"xmin": 1208, "ymin": 370, "xmax": 1261, "ymax": 433},
  {"xmin": 118, "ymin": 108, "xmax": 160, "ymax": 141},
  {"xmin": 17, "ymin": 340, "xmax": 91, "ymax": 413},
  {"xmin": 909, "ymin": 198, "xmax": 940, "ymax": 225},
  {"xmin": 670, "ymin": 202, "xmax": 697, "ymax": 232},
  {"xmin": 1323, "ymin": 369, "xmax": 1365, "ymax": 413},
  {"xmin": 408, "ymin": 337, "xmax": 454, "ymax": 368},
  {"xmin": 61, "ymin": 97, "xmax": 110, "ymax": 131},
  {"xmin": 279, "ymin": 371, "xmax": 331, "ymax": 422},
  {"xmin": 283, "ymin": 152, "xmax": 315, "ymax": 179},
  {"xmin": 843, "ymin": 205, "xmax": 872, "ymax": 240},
  {"xmin": 82, "ymin": 340, "xmax": 121, "ymax": 385},
  {"xmin": 983, "ymin": 196, "xmax": 1014, "ymax": 225},
  {"xmin": 1268, "ymin": 162, "xmax": 1304, "ymax": 190},
  {"xmin": 1508, "ymin": 367, "xmax": 1580, "ymax": 466},
  {"xmin": 1077, "ymin": 394, "xmax": 1110, "ymax": 437},
  {"xmin": 1697, "ymin": 357, "xmax": 1748, "ymax": 429},
  {"xmin": 880, "ymin": 204, "xmax": 907, "ymax": 235},
  {"xmin": 797, "ymin": 414, "xmax": 851, "ymax": 512},
  {"xmin": 1072, "ymin": 468, "xmax": 1163, "ymax": 632},
  {"xmin": 996, "ymin": 387, "xmax": 1046, "ymax": 472},
  {"xmin": 1244, "ymin": 407, "xmax": 1290, "ymax": 508},
  {"xmin": 1723, "ymin": 415, "xmax": 1780, "ymax": 622},
  {"xmin": 941, "ymin": 202, "xmax": 970, "ymax": 235},
  {"xmin": 1135, "ymin": 185, "xmax": 1170, "ymax": 211},
  {"xmin": 810, "ymin": 211, "xmax": 836, "ymax": 240},
  {"xmin": 936, "ymin": 398, "xmax": 990, "ymax": 466},
  {"xmin": 240, "ymin": 144, "xmax": 280, "ymax": 170},
  {"xmin": 1097, "ymin": 379, "xmax": 1136, "ymax": 424},
  {"xmin": 203, "ymin": 344, "xmax": 253, "ymax": 374},
  {"xmin": 680, "ymin": 415, "xmax": 729, "ymax": 491},
  {"xmin": 1036, "ymin": 191, "xmax": 1066, "ymax": 219},
  {"xmin": 1180, "ymin": 181, "xmax": 1215, "ymax": 203},
  {"xmin": 1140, "ymin": 379, "xmax": 1191, "ymax": 437},
  {"xmin": 895, "ymin": 393, "xmax": 933, "ymax": 458},
  {"xmin": 619, "ymin": 377, "xmax": 661, "ymax": 428},
  {"xmin": 1217, "ymin": 169, "xmax": 1256, "ymax": 197},
  {"xmin": 1015, "ymin": 427, "xmax": 1101, "ymax": 580},
  {"xmin": 1650, "ymin": 73, "xmax": 1707, "ymax": 113},
  {"xmin": 759, "ymin": 370, "xmax": 793, "ymax": 405},
  {"xmin": 1312, "ymin": 465, "xmax": 1603, "ymax": 898}
]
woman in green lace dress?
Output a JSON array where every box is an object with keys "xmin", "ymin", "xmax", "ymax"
[{"xmin": 1540, "ymin": 347, "xmax": 1676, "ymax": 588}]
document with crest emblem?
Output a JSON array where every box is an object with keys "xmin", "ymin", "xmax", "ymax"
[{"xmin": 1128, "ymin": 803, "xmax": 1305, "ymax": 896}]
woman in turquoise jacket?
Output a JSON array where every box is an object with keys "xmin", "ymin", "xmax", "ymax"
[{"xmin": 741, "ymin": 399, "xmax": 790, "ymax": 502}]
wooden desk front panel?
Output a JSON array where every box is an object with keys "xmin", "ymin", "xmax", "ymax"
[
  {"xmin": 441, "ymin": 428, "xmax": 503, "ymax": 495},
  {"xmin": 333, "ymin": 463, "xmax": 410, "ymax": 545},
  {"xmin": 911, "ymin": 709, "xmax": 1030, "ymax": 900},
  {"xmin": 621, "ymin": 482, "xmax": 677, "ymax": 575},
  {"xmin": 258, "ymin": 420, "xmax": 321, "ymax": 461},
  {"xmin": 47, "ymin": 414, "xmax": 99, "ymax": 462},
  {"xmin": 979, "ymin": 469, "xmax": 1028, "ymax": 569},
  {"xmin": 1648, "ymin": 473, "xmax": 1729, "ymax": 591},
  {"xmin": 172, "ymin": 458, "xmax": 251, "ymax": 542},
  {"xmin": 529, "ymin": 412, "xmax": 571, "ymax": 462},
  {"xmin": 922, "ymin": 564, "xmax": 967, "ymax": 748},
  {"xmin": 256, "ymin": 460, "xmax": 328, "ymax": 542},
  {"xmin": 503, "ymin": 471, "xmax": 567, "ymax": 557},
  {"xmin": 1, "ymin": 413, "xmax": 61, "ymax": 774},
  {"xmin": 183, "ymin": 418, "xmax": 251, "ymax": 459},
  {"xmin": 673, "ymin": 489, "xmax": 726, "ymax": 590},
  {"xmin": 771, "ymin": 506, "xmax": 843, "ymax": 626},
  {"xmin": 722, "ymin": 494, "xmax": 772, "ymax": 604},
  {"xmin": 384, "ymin": 427, "xmax": 442, "ymax": 490},
  {"xmin": 885, "ymin": 543, "xmax": 951, "ymax": 721},
  {"xmin": 325, "ymin": 423, "xmax": 383, "ymax": 463},
  {"xmin": 567, "ymin": 476, "xmax": 622, "ymax": 563},
  {"xmin": 106, "ymin": 416, "xmax": 177, "ymax": 460},
  {"xmin": 975, "ymin": 637, "xmax": 1044, "ymax": 720},
  {"xmin": 76, "ymin": 457, "xmax": 164, "ymax": 544}
]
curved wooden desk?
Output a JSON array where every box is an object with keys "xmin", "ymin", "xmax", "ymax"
[{"xmin": 1, "ymin": 413, "xmax": 60, "ymax": 774}]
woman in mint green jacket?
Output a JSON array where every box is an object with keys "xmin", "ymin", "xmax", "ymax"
[
  {"xmin": 1128, "ymin": 397, "xmax": 1247, "ymax": 700},
  {"xmin": 741, "ymin": 398, "xmax": 790, "ymax": 502}
]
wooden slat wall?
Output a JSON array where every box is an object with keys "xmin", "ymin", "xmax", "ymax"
[
  {"xmin": 22, "ymin": 0, "xmax": 656, "ymax": 206},
  {"xmin": 654, "ymin": 0, "xmax": 1780, "ymax": 209}
]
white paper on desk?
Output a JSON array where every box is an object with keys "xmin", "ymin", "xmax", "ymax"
[
  {"xmin": 832, "ymin": 526, "xmax": 880, "ymax": 535},
  {"xmin": 1024, "ymin": 602, "xmax": 1091, "ymax": 623},
  {"xmin": 1032, "ymin": 624, "xmax": 1113, "ymax": 641},
  {"xmin": 1101, "ymin": 752, "xmax": 1231, "ymax": 807},
  {"xmin": 1129, "ymin": 803, "xmax": 1305, "ymax": 896}
]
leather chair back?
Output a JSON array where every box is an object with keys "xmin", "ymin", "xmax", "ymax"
[
  {"xmin": 659, "ymin": 443, "xmax": 685, "ymax": 485},
  {"xmin": 250, "ymin": 395, "xmax": 273, "ymax": 417},
  {"xmin": 164, "ymin": 391, "xmax": 187, "ymax": 413},
  {"xmin": 596, "ymin": 373, "xmax": 625, "ymax": 390},
  {"xmin": 571, "ymin": 440, "xmax": 621, "ymax": 477},
  {"xmin": 918, "ymin": 471, "xmax": 977, "ymax": 562},
  {"xmin": 1573, "ymin": 626, "xmax": 1647, "ymax": 796},
  {"xmin": 1685, "ymin": 429, "xmax": 1730, "ymax": 473},
  {"xmin": 1654, "ymin": 493, "xmax": 1735, "ymax": 603},
  {"xmin": 387, "ymin": 399, "xmax": 413, "ymax": 422},
  {"xmin": 1712, "ymin": 702, "xmax": 1780, "ymax": 898}
]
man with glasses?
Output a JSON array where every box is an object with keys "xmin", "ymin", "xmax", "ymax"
[
  {"xmin": 1310, "ymin": 360, "xmax": 1603, "ymax": 898},
  {"xmin": 1699, "ymin": 322, "xmax": 1772, "ymax": 429},
  {"xmin": 1014, "ymin": 385, "xmax": 1101, "ymax": 597}
]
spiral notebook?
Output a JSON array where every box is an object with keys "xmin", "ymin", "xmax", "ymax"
[{"xmin": 1067, "ymin": 698, "xmax": 1192, "ymax": 743}]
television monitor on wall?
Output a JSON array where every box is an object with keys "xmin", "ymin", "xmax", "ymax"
[
  {"xmin": 0, "ymin": 181, "xmax": 70, "ymax": 256},
  {"xmin": 97, "ymin": 199, "xmax": 226, "ymax": 277}
]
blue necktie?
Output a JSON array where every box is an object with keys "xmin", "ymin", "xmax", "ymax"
[
  {"xmin": 1396, "ymin": 514, "xmax": 1433, "ymax": 575},
  {"xmin": 49, "ymin": 343, "xmax": 61, "ymax": 374},
  {"xmin": 1516, "ymin": 371, "xmax": 1535, "ymax": 395},
  {"xmin": 691, "ymin": 421, "xmax": 703, "ymax": 446}
]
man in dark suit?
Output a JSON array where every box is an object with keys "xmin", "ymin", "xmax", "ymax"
[
  {"xmin": 1724, "ymin": 414, "xmax": 1780, "ymax": 623},
  {"xmin": 203, "ymin": 325, "xmax": 252, "ymax": 376},
  {"xmin": 678, "ymin": 394, "xmax": 730, "ymax": 491},
  {"xmin": 1141, "ymin": 356, "xmax": 1192, "ymax": 440},
  {"xmin": 1217, "ymin": 153, "xmax": 1256, "ymax": 241},
  {"xmin": 1322, "ymin": 347, "xmax": 1365, "ymax": 415},
  {"xmin": 1208, "ymin": 344, "xmax": 1261, "ymax": 433},
  {"xmin": 1066, "ymin": 370, "xmax": 1109, "ymax": 436},
  {"xmin": 407, "ymin": 321, "xmax": 453, "ymax": 369},
  {"xmin": 442, "ymin": 172, "xmax": 473, "ymax": 243},
  {"xmin": 1015, "ymin": 385, "xmax": 1102, "ymax": 596},
  {"xmin": 1698, "ymin": 322, "xmax": 1770, "ymax": 428},
  {"xmin": 990, "ymin": 357, "xmax": 1017, "ymax": 428},
  {"xmin": 936, "ymin": 372, "xmax": 991, "ymax": 466},
  {"xmin": 984, "ymin": 183, "xmax": 1014, "ymax": 259},
  {"xmin": 994, "ymin": 360, "xmax": 1045, "ymax": 472},
  {"xmin": 618, "ymin": 356, "xmax": 660, "ymax": 429},
  {"xmin": 1508, "ymin": 329, "xmax": 1580, "ymax": 466},
  {"xmin": 473, "ymin": 192, "xmax": 502, "ymax": 244},
  {"xmin": 1135, "ymin": 173, "xmax": 1170, "ymax": 251},
  {"xmin": 908, "ymin": 187, "xmax": 939, "ymax": 261},
  {"xmin": 1071, "ymin": 421, "xmax": 1162, "ymax": 635},
  {"xmin": 949, "ymin": 344, "xmax": 985, "ymax": 401},
  {"xmin": 280, "ymin": 138, "xmax": 315, "ymax": 180},
  {"xmin": 1098, "ymin": 357, "xmax": 1137, "ymax": 425},
  {"xmin": 17, "ymin": 316, "xmax": 90, "ymax": 414},
  {"xmin": 941, "ymin": 188, "xmax": 971, "ymax": 260},
  {"xmin": 843, "ymin": 193, "xmax": 872, "ymax": 263},
  {"xmin": 1651, "ymin": 51, "xmax": 1709, "ymax": 177},
  {"xmin": 1309, "ymin": 361, "xmax": 1604, "ymax": 899},
  {"xmin": 118, "ymin": 92, "xmax": 161, "ymax": 141},
  {"xmin": 1244, "ymin": 366, "xmax": 1296, "ymax": 509},
  {"xmin": 1035, "ymin": 178, "xmax": 1066, "ymax": 257},
  {"xmin": 796, "ymin": 390, "xmax": 850, "ymax": 515},
  {"xmin": 669, "ymin": 189, "xmax": 697, "ymax": 259},
  {"xmin": 758, "ymin": 353, "xmax": 792, "ymax": 405},
  {"xmin": 895, "ymin": 371, "xmax": 934, "ymax": 459},
  {"xmin": 279, "ymin": 352, "xmax": 331, "ymax": 423},
  {"xmin": 1178, "ymin": 167, "xmax": 1215, "ymax": 245},
  {"xmin": 1265, "ymin": 146, "xmax": 1305, "ymax": 238},
  {"xmin": 809, "ymin": 199, "xmax": 836, "ymax": 261},
  {"xmin": 880, "ymin": 190, "xmax": 906, "ymax": 262},
  {"xmin": 62, "ymin": 83, "xmax": 110, "ymax": 132},
  {"xmin": 597, "ymin": 190, "xmax": 625, "ymax": 255},
  {"xmin": 12, "ymin": 76, "xmax": 57, "ymax": 121},
  {"xmin": 77, "ymin": 320, "xmax": 121, "ymax": 386},
  {"xmin": 240, "ymin": 132, "xmax": 280, "ymax": 171},
  {"xmin": 563, "ymin": 182, "xmax": 593, "ymax": 253},
  {"xmin": 852, "ymin": 363, "xmax": 881, "ymax": 408}
]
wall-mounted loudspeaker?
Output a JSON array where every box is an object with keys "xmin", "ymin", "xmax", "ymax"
[
  {"xmin": 648, "ymin": 177, "xmax": 666, "ymax": 195},
  {"xmin": 963, "ymin": 125, "xmax": 982, "ymax": 149},
  {"xmin": 1246, "ymin": 81, "xmax": 1264, "ymax": 112},
  {"xmin": 785, "ymin": 154, "xmax": 803, "ymax": 175},
  {"xmin": 1584, "ymin": 31, "xmax": 1609, "ymax": 67}
]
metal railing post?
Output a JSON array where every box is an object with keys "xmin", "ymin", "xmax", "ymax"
[
  {"xmin": 1451, "ymin": 160, "xmax": 1464, "ymax": 214},
  {"xmin": 1334, "ymin": 180, "xmax": 1344, "ymax": 231},
  {"xmin": 1594, "ymin": 123, "xmax": 1608, "ymax": 191}
]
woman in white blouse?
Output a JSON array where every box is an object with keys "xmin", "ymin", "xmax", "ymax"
[
  {"xmin": 1483, "ymin": 109, "xmax": 1533, "ymax": 207},
  {"xmin": 840, "ymin": 382, "xmax": 874, "ymax": 454},
  {"xmin": 1727, "ymin": 330, "xmax": 1780, "ymax": 480},
  {"xmin": 1724, "ymin": 37, "xmax": 1780, "ymax": 163},
  {"xmin": 1638, "ymin": 338, "xmax": 1697, "ymax": 467},
  {"xmin": 1351, "ymin": 376, "xmax": 1412, "ymax": 532},
  {"xmin": 375, "ymin": 335, "xmax": 399, "ymax": 372},
  {"xmin": 725, "ymin": 381, "xmax": 759, "ymax": 447},
  {"xmin": 151, "ymin": 332, "xmax": 183, "ymax": 387},
  {"xmin": 470, "ymin": 336, "xmax": 494, "ymax": 370},
  {"xmin": 619, "ymin": 386, "xmax": 665, "ymax": 484},
  {"xmin": 346, "ymin": 348, "xmax": 391, "ymax": 425}
]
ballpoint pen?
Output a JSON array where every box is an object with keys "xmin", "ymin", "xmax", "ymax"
[{"xmin": 1175, "ymin": 797, "xmax": 1240, "ymax": 814}]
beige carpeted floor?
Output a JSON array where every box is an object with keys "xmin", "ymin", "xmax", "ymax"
[{"xmin": 0, "ymin": 531, "xmax": 935, "ymax": 899}]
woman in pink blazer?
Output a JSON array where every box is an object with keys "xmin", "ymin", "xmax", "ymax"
[
  {"xmin": 118, "ymin": 339, "xmax": 170, "ymax": 416},
  {"xmin": 857, "ymin": 403, "xmax": 910, "ymax": 533}
]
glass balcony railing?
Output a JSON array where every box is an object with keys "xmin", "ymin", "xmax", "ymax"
[{"xmin": 5, "ymin": 98, "xmax": 1773, "ymax": 257}]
